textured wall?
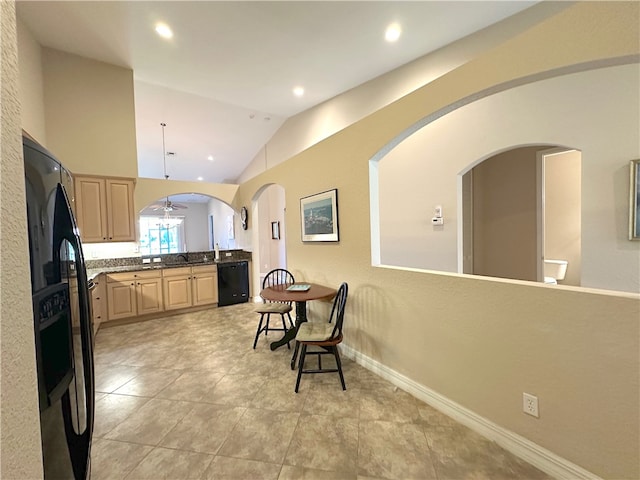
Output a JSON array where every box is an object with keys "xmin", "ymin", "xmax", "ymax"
[{"xmin": 0, "ymin": 1, "xmax": 44, "ymax": 477}]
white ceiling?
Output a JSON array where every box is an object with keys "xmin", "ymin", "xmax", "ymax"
[{"xmin": 17, "ymin": 1, "xmax": 537, "ymax": 187}]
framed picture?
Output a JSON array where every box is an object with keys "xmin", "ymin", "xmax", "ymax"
[
  {"xmin": 271, "ymin": 221, "xmax": 280, "ymax": 240},
  {"xmin": 300, "ymin": 189, "xmax": 339, "ymax": 242},
  {"xmin": 630, "ymin": 159, "xmax": 640, "ymax": 240}
]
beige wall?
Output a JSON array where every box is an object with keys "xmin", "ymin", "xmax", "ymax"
[
  {"xmin": 237, "ymin": 3, "xmax": 640, "ymax": 478},
  {"xmin": 17, "ymin": 17, "xmax": 46, "ymax": 144},
  {"xmin": 0, "ymin": 1, "xmax": 44, "ymax": 477},
  {"xmin": 135, "ymin": 177, "xmax": 238, "ymax": 217},
  {"xmin": 472, "ymin": 147, "xmax": 538, "ymax": 281},
  {"xmin": 42, "ymin": 48, "xmax": 138, "ymax": 177}
]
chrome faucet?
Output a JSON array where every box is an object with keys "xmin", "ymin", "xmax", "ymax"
[{"xmin": 177, "ymin": 253, "xmax": 189, "ymax": 263}]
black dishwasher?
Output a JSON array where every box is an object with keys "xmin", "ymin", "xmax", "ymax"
[{"xmin": 217, "ymin": 261, "xmax": 249, "ymax": 306}]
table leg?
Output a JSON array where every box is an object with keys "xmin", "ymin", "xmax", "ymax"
[{"xmin": 270, "ymin": 301, "xmax": 307, "ymax": 353}]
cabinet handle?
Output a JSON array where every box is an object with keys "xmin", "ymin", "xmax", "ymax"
[
  {"xmin": 131, "ymin": 283, "xmax": 134, "ymax": 286},
  {"xmin": 103, "ymin": 237, "xmax": 106, "ymax": 240}
]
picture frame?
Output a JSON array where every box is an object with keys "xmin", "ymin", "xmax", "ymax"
[
  {"xmin": 300, "ymin": 189, "xmax": 339, "ymax": 242},
  {"xmin": 630, "ymin": 159, "xmax": 640, "ymax": 240},
  {"xmin": 271, "ymin": 221, "xmax": 280, "ymax": 240}
]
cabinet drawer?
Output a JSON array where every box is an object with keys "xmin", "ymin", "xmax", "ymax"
[
  {"xmin": 162, "ymin": 266, "xmax": 192, "ymax": 277},
  {"xmin": 107, "ymin": 270, "xmax": 161, "ymax": 282},
  {"xmin": 191, "ymin": 264, "xmax": 217, "ymax": 274}
]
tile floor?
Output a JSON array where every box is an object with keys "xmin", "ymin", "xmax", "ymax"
[{"xmin": 91, "ymin": 302, "xmax": 551, "ymax": 480}]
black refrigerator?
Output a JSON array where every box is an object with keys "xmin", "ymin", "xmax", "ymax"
[{"xmin": 24, "ymin": 136, "xmax": 95, "ymax": 480}]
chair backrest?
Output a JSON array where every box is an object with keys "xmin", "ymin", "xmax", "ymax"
[
  {"xmin": 262, "ymin": 269, "xmax": 295, "ymax": 303},
  {"xmin": 328, "ymin": 282, "xmax": 348, "ymax": 339}
]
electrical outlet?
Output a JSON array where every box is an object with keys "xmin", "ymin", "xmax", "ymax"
[{"xmin": 523, "ymin": 392, "xmax": 539, "ymax": 418}]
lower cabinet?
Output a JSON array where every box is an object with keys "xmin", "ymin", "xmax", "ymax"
[
  {"xmin": 106, "ymin": 270, "xmax": 163, "ymax": 321},
  {"xmin": 162, "ymin": 267, "xmax": 192, "ymax": 311},
  {"xmin": 192, "ymin": 265, "xmax": 219, "ymax": 306},
  {"xmin": 163, "ymin": 265, "xmax": 218, "ymax": 310},
  {"xmin": 91, "ymin": 274, "xmax": 104, "ymax": 334},
  {"xmin": 102, "ymin": 265, "xmax": 219, "ymax": 323}
]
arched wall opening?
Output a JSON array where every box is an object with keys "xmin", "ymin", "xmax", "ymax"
[
  {"xmin": 250, "ymin": 183, "xmax": 287, "ymax": 297},
  {"xmin": 370, "ymin": 63, "xmax": 639, "ymax": 293}
]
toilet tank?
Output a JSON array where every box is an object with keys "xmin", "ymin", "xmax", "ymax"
[{"xmin": 544, "ymin": 259, "xmax": 568, "ymax": 281}]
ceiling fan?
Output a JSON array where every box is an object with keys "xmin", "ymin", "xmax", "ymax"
[
  {"xmin": 150, "ymin": 198, "xmax": 187, "ymax": 212},
  {"xmin": 148, "ymin": 122, "xmax": 188, "ymax": 213}
]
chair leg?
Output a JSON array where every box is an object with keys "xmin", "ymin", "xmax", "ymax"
[
  {"xmin": 253, "ymin": 314, "xmax": 265, "ymax": 349},
  {"xmin": 264, "ymin": 313, "xmax": 271, "ymax": 336},
  {"xmin": 281, "ymin": 314, "xmax": 291, "ymax": 349},
  {"xmin": 287, "ymin": 312, "xmax": 294, "ymax": 329},
  {"xmin": 294, "ymin": 343, "xmax": 307, "ymax": 393},
  {"xmin": 290, "ymin": 341, "xmax": 300, "ymax": 370},
  {"xmin": 334, "ymin": 347, "xmax": 346, "ymax": 390}
]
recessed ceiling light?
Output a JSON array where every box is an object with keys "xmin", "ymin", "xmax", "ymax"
[
  {"xmin": 155, "ymin": 23, "xmax": 173, "ymax": 39},
  {"xmin": 293, "ymin": 86, "xmax": 304, "ymax": 97},
  {"xmin": 385, "ymin": 23, "xmax": 401, "ymax": 42},
  {"xmin": 197, "ymin": 176, "xmax": 203, "ymax": 181},
  {"xmin": 207, "ymin": 155, "xmax": 214, "ymax": 161}
]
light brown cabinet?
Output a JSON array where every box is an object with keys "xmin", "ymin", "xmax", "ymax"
[
  {"xmin": 163, "ymin": 265, "xmax": 218, "ymax": 310},
  {"xmin": 75, "ymin": 175, "xmax": 136, "ymax": 243},
  {"xmin": 192, "ymin": 265, "xmax": 219, "ymax": 306},
  {"xmin": 106, "ymin": 270, "xmax": 163, "ymax": 321},
  {"xmin": 91, "ymin": 274, "xmax": 104, "ymax": 334}
]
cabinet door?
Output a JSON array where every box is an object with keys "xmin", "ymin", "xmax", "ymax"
[
  {"xmin": 75, "ymin": 177, "xmax": 108, "ymax": 242},
  {"xmin": 136, "ymin": 278, "xmax": 164, "ymax": 315},
  {"xmin": 192, "ymin": 271, "xmax": 218, "ymax": 306},
  {"xmin": 163, "ymin": 275, "xmax": 192, "ymax": 310},
  {"xmin": 106, "ymin": 281, "xmax": 137, "ymax": 320},
  {"xmin": 106, "ymin": 179, "xmax": 135, "ymax": 242},
  {"xmin": 91, "ymin": 276, "xmax": 104, "ymax": 333}
]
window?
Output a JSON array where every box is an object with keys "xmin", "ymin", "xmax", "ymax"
[{"xmin": 139, "ymin": 216, "xmax": 185, "ymax": 255}]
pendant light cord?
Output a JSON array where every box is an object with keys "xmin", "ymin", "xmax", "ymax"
[{"xmin": 161, "ymin": 122, "xmax": 168, "ymax": 180}]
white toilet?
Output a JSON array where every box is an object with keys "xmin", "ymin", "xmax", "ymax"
[{"xmin": 544, "ymin": 259, "xmax": 568, "ymax": 285}]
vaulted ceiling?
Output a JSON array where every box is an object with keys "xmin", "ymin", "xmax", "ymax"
[{"xmin": 17, "ymin": 1, "xmax": 537, "ymax": 185}]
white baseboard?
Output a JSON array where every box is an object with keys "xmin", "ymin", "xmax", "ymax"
[{"xmin": 340, "ymin": 343, "xmax": 601, "ymax": 480}]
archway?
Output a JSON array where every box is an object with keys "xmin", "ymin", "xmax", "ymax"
[{"xmin": 250, "ymin": 183, "xmax": 287, "ymax": 297}]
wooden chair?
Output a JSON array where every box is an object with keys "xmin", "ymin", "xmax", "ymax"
[
  {"xmin": 294, "ymin": 282, "xmax": 348, "ymax": 393},
  {"xmin": 253, "ymin": 269, "xmax": 295, "ymax": 349}
]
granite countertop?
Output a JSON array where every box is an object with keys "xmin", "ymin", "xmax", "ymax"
[{"xmin": 86, "ymin": 251, "xmax": 251, "ymax": 281}]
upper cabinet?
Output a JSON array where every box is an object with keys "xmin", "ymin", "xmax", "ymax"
[{"xmin": 74, "ymin": 175, "xmax": 136, "ymax": 243}]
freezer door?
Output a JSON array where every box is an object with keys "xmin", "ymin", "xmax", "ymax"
[{"xmin": 53, "ymin": 184, "xmax": 94, "ymax": 480}]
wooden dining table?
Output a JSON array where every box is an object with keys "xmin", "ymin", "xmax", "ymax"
[{"xmin": 260, "ymin": 282, "xmax": 337, "ymax": 367}]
